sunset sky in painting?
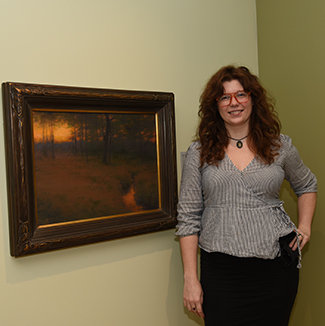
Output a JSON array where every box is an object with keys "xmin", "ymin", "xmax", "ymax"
[
  {"xmin": 33, "ymin": 121, "xmax": 73, "ymax": 143},
  {"xmin": 33, "ymin": 112, "xmax": 156, "ymax": 144}
]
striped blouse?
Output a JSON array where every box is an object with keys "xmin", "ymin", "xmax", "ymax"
[{"xmin": 176, "ymin": 135, "xmax": 317, "ymax": 263}]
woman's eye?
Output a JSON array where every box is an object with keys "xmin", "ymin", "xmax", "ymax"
[{"xmin": 220, "ymin": 95, "xmax": 230, "ymax": 101}]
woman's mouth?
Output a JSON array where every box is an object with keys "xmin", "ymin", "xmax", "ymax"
[{"xmin": 228, "ymin": 110, "xmax": 243, "ymax": 115}]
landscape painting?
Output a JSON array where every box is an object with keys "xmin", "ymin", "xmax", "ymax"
[
  {"xmin": 2, "ymin": 82, "xmax": 177, "ymax": 257},
  {"xmin": 33, "ymin": 111, "xmax": 159, "ymax": 225}
]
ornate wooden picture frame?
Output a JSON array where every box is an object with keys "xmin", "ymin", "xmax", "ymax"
[{"xmin": 2, "ymin": 82, "xmax": 177, "ymax": 257}]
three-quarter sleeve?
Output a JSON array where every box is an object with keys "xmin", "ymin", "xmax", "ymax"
[
  {"xmin": 281, "ymin": 135, "xmax": 317, "ymax": 196},
  {"xmin": 175, "ymin": 142, "xmax": 204, "ymax": 237}
]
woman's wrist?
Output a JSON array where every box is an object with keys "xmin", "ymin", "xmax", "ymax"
[{"xmin": 184, "ymin": 272, "xmax": 199, "ymax": 281}]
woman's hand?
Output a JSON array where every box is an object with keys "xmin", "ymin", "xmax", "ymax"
[
  {"xmin": 290, "ymin": 228, "xmax": 311, "ymax": 251},
  {"xmin": 183, "ymin": 277, "xmax": 204, "ymax": 318}
]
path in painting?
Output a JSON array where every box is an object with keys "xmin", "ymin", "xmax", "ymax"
[{"xmin": 123, "ymin": 184, "xmax": 143, "ymax": 211}]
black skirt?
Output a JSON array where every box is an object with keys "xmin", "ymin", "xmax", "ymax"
[{"xmin": 200, "ymin": 250, "xmax": 299, "ymax": 326}]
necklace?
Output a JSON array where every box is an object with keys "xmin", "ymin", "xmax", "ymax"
[{"xmin": 228, "ymin": 135, "xmax": 248, "ymax": 149}]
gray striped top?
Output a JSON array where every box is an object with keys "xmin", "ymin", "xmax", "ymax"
[{"xmin": 176, "ymin": 134, "xmax": 317, "ymax": 261}]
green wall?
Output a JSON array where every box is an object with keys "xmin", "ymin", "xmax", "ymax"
[{"xmin": 257, "ymin": 1, "xmax": 325, "ymax": 325}]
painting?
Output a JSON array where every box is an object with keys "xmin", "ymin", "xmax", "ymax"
[
  {"xmin": 33, "ymin": 111, "xmax": 159, "ymax": 225},
  {"xmin": 2, "ymin": 82, "xmax": 177, "ymax": 257}
]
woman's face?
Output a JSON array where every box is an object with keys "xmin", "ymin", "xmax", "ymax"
[{"xmin": 218, "ymin": 80, "xmax": 253, "ymax": 130}]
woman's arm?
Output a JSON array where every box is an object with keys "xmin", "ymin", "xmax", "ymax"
[
  {"xmin": 290, "ymin": 192, "xmax": 317, "ymax": 251},
  {"xmin": 176, "ymin": 143, "xmax": 204, "ymax": 317},
  {"xmin": 180, "ymin": 235, "xmax": 204, "ymax": 318}
]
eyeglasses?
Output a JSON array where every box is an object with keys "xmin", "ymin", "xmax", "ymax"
[{"xmin": 216, "ymin": 91, "xmax": 251, "ymax": 107}]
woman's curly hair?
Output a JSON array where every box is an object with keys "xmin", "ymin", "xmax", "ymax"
[{"xmin": 196, "ymin": 65, "xmax": 281, "ymax": 167}]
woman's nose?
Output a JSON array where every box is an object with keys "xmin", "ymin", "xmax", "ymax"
[{"xmin": 229, "ymin": 94, "xmax": 238, "ymax": 106}]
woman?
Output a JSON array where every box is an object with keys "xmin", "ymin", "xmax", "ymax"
[{"xmin": 176, "ymin": 65, "xmax": 317, "ymax": 326}]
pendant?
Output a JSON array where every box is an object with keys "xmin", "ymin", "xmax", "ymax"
[
  {"xmin": 236, "ymin": 140, "xmax": 243, "ymax": 149},
  {"xmin": 228, "ymin": 135, "xmax": 248, "ymax": 149}
]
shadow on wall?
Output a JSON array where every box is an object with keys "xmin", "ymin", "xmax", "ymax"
[
  {"xmin": 1, "ymin": 220, "xmax": 175, "ymax": 284},
  {"xmin": 307, "ymin": 229, "xmax": 325, "ymax": 325}
]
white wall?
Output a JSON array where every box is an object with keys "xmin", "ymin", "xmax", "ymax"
[{"xmin": 0, "ymin": 1, "xmax": 258, "ymax": 325}]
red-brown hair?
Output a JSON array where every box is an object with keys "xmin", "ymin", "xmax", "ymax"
[{"xmin": 196, "ymin": 65, "xmax": 281, "ymax": 167}]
